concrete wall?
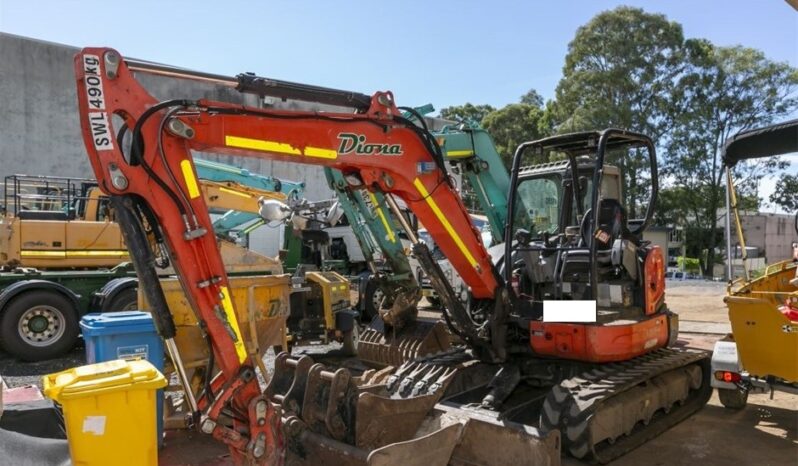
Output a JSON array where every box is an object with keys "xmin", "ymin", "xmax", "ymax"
[
  {"xmin": 731, "ymin": 212, "xmax": 796, "ymax": 265},
  {"xmin": 1, "ymin": 33, "xmax": 369, "ymax": 256},
  {"xmin": 0, "ymin": 32, "xmax": 339, "ymax": 202}
]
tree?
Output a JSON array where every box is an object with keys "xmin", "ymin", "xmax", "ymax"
[
  {"xmin": 770, "ymin": 174, "xmax": 798, "ymax": 212},
  {"xmin": 482, "ymin": 103, "xmax": 547, "ymax": 167},
  {"xmin": 663, "ymin": 41, "xmax": 798, "ymax": 276},
  {"xmin": 551, "ymin": 7, "xmax": 688, "ymax": 218},
  {"xmin": 520, "ymin": 89, "xmax": 544, "ymax": 107},
  {"xmin": 439, "ymin": 103, "xmax": 495, "ymax": 125}
]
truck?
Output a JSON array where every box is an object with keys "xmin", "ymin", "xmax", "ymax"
[
  {"xmin": 0, "ymin": 175, "xmax": 137, "ymax": 360},
  {"xmin": 0, "ymin": 161, "xmax": 300, "ymax": 361}
]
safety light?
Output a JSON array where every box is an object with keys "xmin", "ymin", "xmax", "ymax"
[{"xmin": 714, "ymin": 371, "xmax": 741, "ymax": 383}]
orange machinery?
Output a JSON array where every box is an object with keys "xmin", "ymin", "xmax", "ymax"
[{"xmin": 73, "ymin": 48, "xmax": 710, "ymax": 465}]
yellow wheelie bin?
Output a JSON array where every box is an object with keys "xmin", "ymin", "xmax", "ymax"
[{"xmin": 43, "ymin": 359, "xmax": 166, "ymax": 466}]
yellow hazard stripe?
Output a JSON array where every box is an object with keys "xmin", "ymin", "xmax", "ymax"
[
  {"xmin": 220, "ymin": 285, "xmax": 248, "ymax": 364},
  {"xmin": 21, "ymin": 250, "xmax": 129, "ymax": 257},
  {"xmin": 218, "ymin": 186, "xmax": 253, "ymax": 199},
  {"xmin": 368, "ymin": 192, "xmax": 396, "ymax": 243},
  {"xmin": 446, "ymin": 149, "xmax": 474, "ymax": 158},
  {"xmin": 413, "ymin": 178, "xmax": 478, "ymax": 268},
  {"xmin": 305, "ymin": 146, "xmax": 338, "ymax": 159},
  {"xmin": 225, "ymin": 135, "xmax": 337, "ymax": 159},
  {"xmin": 20, "ymin": 250, "xmax": 65, "ymax": 257},
  {"xmin": 180, "ymin": 159, "xmax": 201, "ymax": 199},
  {"xmin": 67, "ymin": 250, "xmax": 129, "ymax": 257}
]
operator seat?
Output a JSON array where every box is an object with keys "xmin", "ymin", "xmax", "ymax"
[{"xmin": 594, "ymin": 198, "xmax": 635, "ymax": 250}]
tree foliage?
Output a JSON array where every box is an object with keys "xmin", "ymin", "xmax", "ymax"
[
  {"xmin": 439, "ymin": 103, "xmax": 495, "ymax": 125},
  {"xmin": 662, "ymin": 41, "xmax": 797, "ymax": 274},
  {"xmin": 552, "ymin": 7, "xmax": 685, "ymax": 137},
  {"xmin": 770, "ymin": 173, "xmax": 798, "ymax": 212},
  {"xmin": 551, "ymin": 7, "xmax": 687, "ymax": 218},
  {"xmin": 482, "ymin": 103, "xmax": 547, "ymax": 167},
  {"xmin": 437, "ymin": 7, "xmax": 798, "ymax": 278},
  {"xmin": 520, "ymin": 89, "xmax": 544, "ymax": 107}
]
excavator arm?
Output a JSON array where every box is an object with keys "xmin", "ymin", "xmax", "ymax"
[
  {"xmin": 74, "ymin": 47, "xmax": 501, "ymax": 462},
  {"xmin": 194, "ymin": 158, "xmax": 305, "ymax": 240}
]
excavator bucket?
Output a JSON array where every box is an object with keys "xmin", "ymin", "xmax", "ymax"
[
  {"xmin": 357, "ymin": 319, "xmax": 452, "ymax": 367},
  {"xmin": 448, "ymin": 412, "xmax": 560, "ymax": 466},
  {"xmin": 266, "ymin": 353, "xmax": 561, "ymax": 466}
]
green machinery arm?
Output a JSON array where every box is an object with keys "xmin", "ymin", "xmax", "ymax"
[
  {"xmin": 321, "ymin": 111, "xmax": 511, "ymax": 307},
  {"xmin": 324, "ymin": 168, "xmax": 416, "ymax": 284},
  {"xmin": 193, "ymin": 158, "xmax": 305, "ymax": 239},
  {"xmin": 435, "ymin": 122, "xmax": 510, "ymax": 243}
]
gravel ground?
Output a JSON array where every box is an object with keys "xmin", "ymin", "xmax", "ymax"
[{"xmin": 0, "ymin": 346, "xmax": 85, "ymax": 389}]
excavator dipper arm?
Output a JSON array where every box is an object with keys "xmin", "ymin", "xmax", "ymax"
[{"xmin": 74, "ymin": 47, "xmax": 499, "ymax": 462}]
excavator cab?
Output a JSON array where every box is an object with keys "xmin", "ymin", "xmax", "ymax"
[{"xmin": 504, "ymin": 130, "xmax": 669, "ymax": 361}]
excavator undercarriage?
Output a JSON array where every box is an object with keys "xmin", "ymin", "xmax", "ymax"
[{"xmin": 261, "ymin": 344, "xmax": 710, "ymax": 465}]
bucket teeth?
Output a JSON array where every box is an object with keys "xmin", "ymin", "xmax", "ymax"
[
  {"xmin": 357, "ymin": 319, "xmax": 451, "ymax": 367},
  {"xmin": 266, "ymin": 352, "xmax": 560, "ymax": 466}
]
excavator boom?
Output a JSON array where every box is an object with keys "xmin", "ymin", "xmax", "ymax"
[{"xmin": 74, "ymin": 47, "xmax": 500, "ymax": 461}]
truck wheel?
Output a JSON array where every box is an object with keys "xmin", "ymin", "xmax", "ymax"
[
  {"xmin": 718, "ymin": 388, "xmax": 748, "ymax": 410},
  {"xmin": 104, "ymin": 287, "xmax": 138, "ymax": 312},
  {"xmin": 342, "ymin": 324, "xmax": 359, "ymax": 356},
  {"xmin": 1, "ymin": 291, "xmax": 79, "ymax": 361},
  {"xmin": 363, "ymin": 279, "xmax": 387, "ymax": 322}
]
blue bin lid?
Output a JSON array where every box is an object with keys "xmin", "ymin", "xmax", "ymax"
[{"xmin": 80, "ymin": 311, "xmax": 157, "ymax": 336}]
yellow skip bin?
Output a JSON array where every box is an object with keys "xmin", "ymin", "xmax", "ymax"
[{"xmin": 43, "ymin": 359, "xmax": 167, "ymax": 466}]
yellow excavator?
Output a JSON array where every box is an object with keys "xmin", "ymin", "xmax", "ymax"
[
  {"xmin": 711, "ymin": 119, "xmax": 798, "ymax": 408},
  {"xmin": 0, "ymin": 175, "xmax": 127, "ymax": 269}
]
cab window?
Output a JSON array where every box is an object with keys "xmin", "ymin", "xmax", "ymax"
[{"xmin": 512, "ymin": 176, "xmax": 561, "ymax": 238}]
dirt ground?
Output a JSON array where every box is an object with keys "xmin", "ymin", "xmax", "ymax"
[
  {"xmin": 666, "ymin": 281, "xmax": 730, "ymax": 322},
  {"xmin": 2, "ymin": 282, "xmax": 796, "ymax": 465},
  {"xmin": 591, "ymin": 390, "xmax": 797, "ymax": 466}
]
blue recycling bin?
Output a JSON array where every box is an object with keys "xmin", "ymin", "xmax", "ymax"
[{"xmin": 80, "ymin": 311, "xmax": 165, "ymax": 447}]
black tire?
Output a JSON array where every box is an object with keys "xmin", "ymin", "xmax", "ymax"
[
  {"xmin": 718, "ymin": 388, "xmax": 748, "ymax": 410},
  {"xmin": 363, "ymin": 279, "xmax": 388, "ymax": 322},
  {"xmin": 1, "ymin": 291, "xmax": 79, "ymax": 361},
  {"xmin": 104, "ymin": 287, "xmax": 138, "ymax": 312},
  {"xmin": 341, "ymin": 324, "xmax": 359, "ymax": 356}
]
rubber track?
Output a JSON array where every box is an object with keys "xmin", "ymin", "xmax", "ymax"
[{"xmin": 540, "ymin": 348, "xmax": 712, "ymax": 464}]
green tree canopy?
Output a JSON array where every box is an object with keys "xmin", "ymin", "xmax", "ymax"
[
  {"xmin": 439, "ymin": 103, "xmax": 495, "ymax": 125},
  {"xmin": 662, "ymin": 41, "xmax": 797, "ymax": 274},
  {"xmin": 552, "ymin": 6, "xmax": 685, "ymax": 136},
  {"xmin": 520, "ymin": 89, "xmax": 544, "ymax": 107},
  {"xmin": 482, "ymin": 103, "xmax": 547, "ymax": 167},
  {"xmin": 551, "ymin": 6, "xmax": 687, "ymax": 218},
  {"xmin": 769, "ymin": 173, "xmax": 798, "ymax": 212}
]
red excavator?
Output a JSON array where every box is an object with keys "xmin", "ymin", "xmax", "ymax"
[{"xmin": 74, "ymin": 48, "xmax": 711, "ymax": 465}]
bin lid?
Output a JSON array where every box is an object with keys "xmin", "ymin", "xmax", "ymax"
[
  {"xmin": 43, "ymin": 359, "xmax": 166, "ymax": 401},
  {"xmin": 80, "ymin": 311, "xmax": 156, "ymax": 336}
]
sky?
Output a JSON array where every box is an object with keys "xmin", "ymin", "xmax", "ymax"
[{"xmin": 1, "ymin": 0, "xmax": 797, "ymax": 208}]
